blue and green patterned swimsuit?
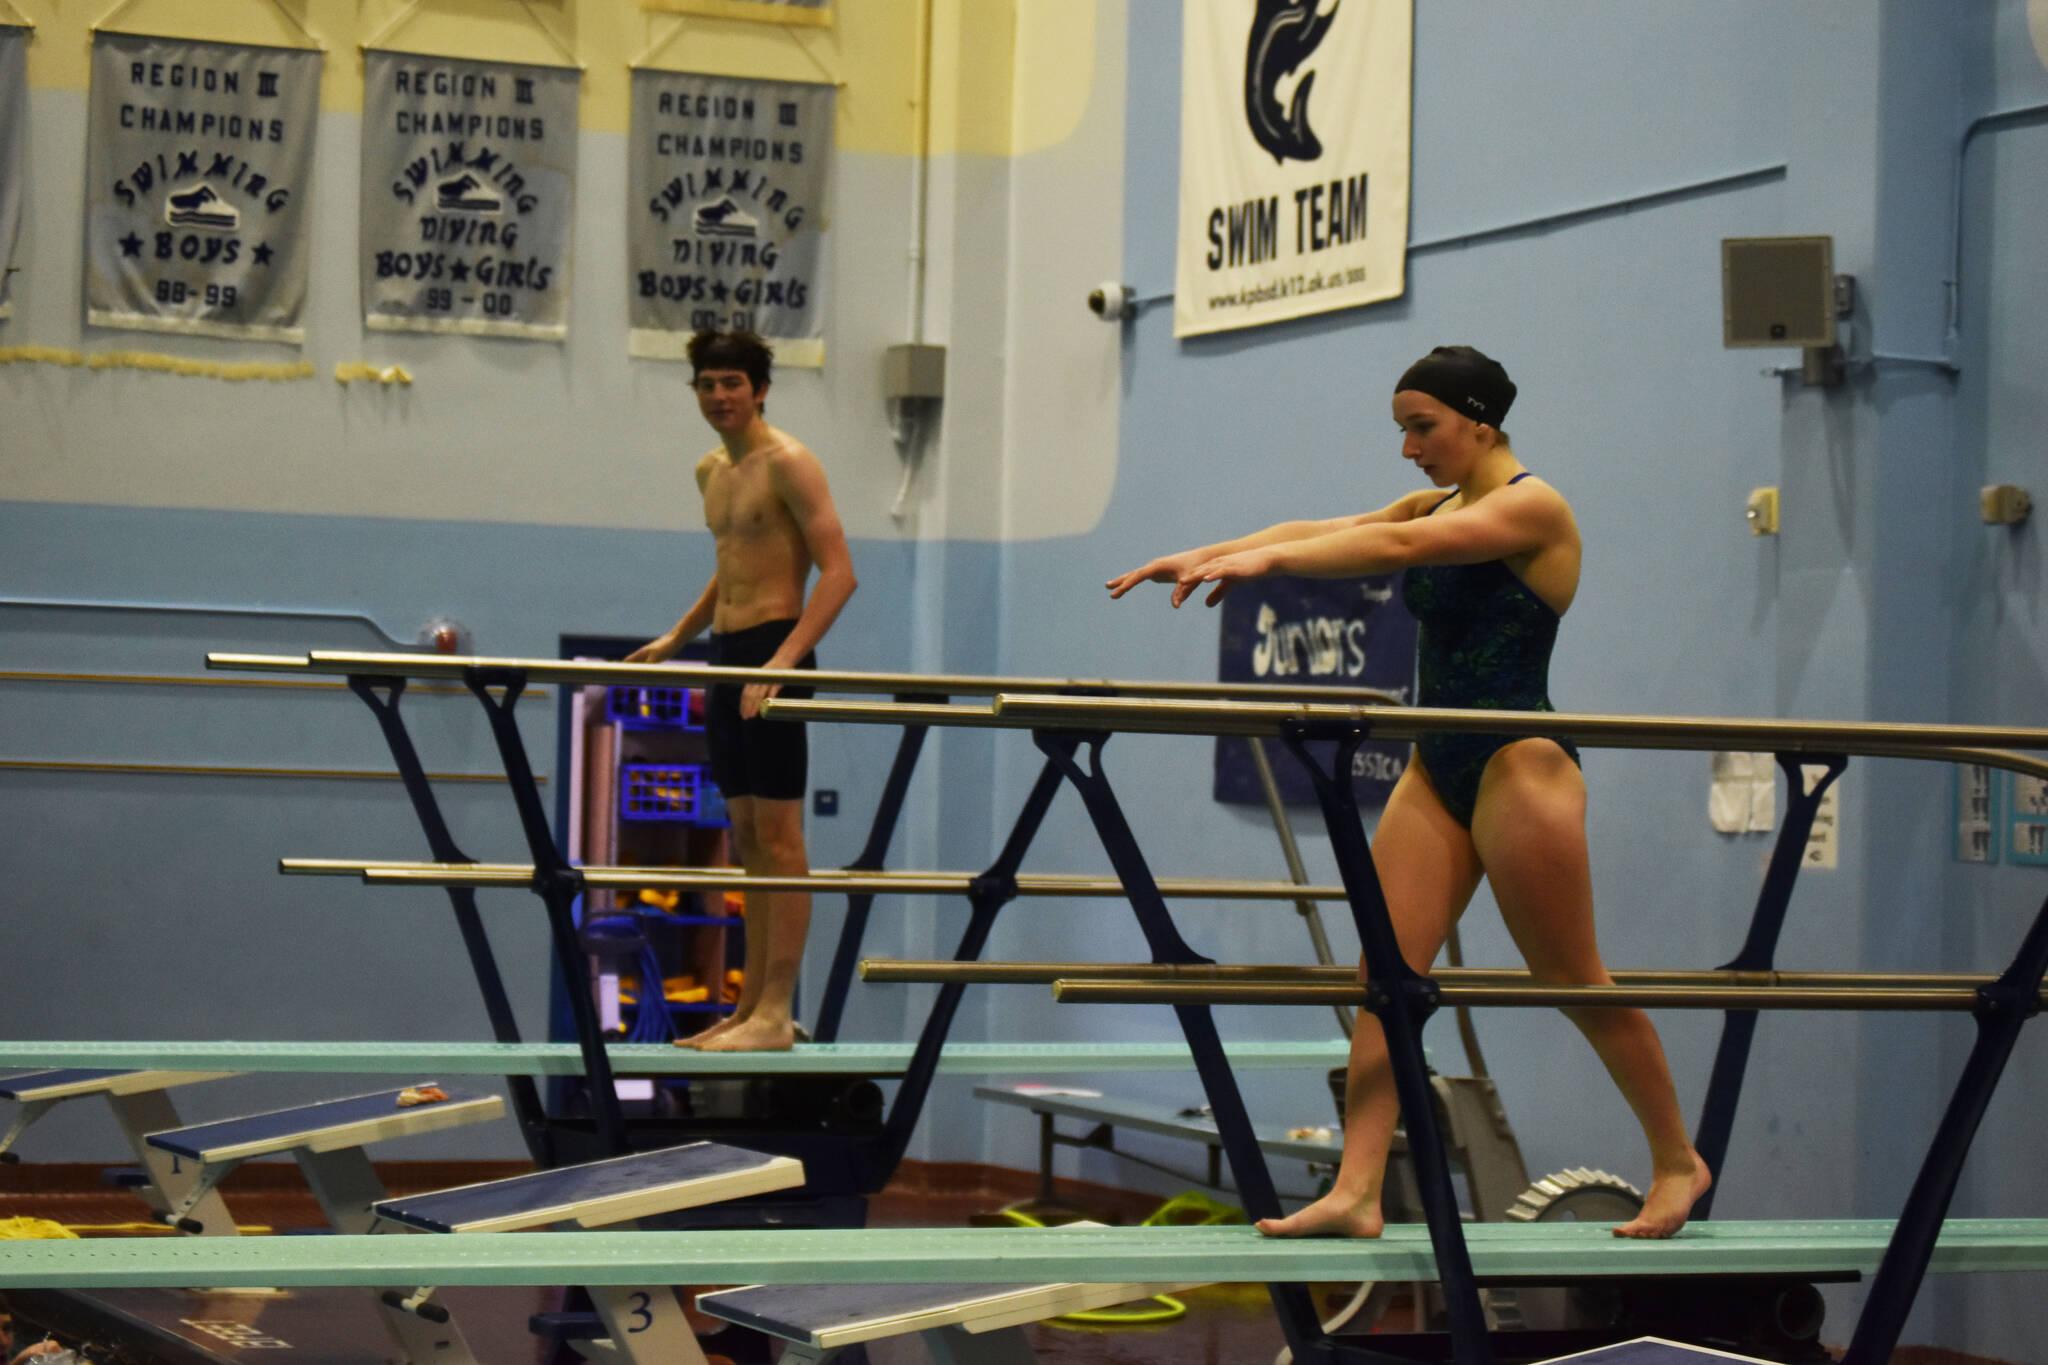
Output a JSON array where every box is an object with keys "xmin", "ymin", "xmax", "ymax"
[{"xmin": 1398, "ymin": 472, "xmax": 1581, "ymax": 828}]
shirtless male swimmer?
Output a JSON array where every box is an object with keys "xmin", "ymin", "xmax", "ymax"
[{"xmin": 628, "ymin": 329, "xmax": 857, "ymax": 1052}]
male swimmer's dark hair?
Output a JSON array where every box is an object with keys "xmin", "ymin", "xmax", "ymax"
[
  {"xmin": 687, "ymin": 328, "xmax": 775, "ymax": 392},
  {"xmin": 1396, "ymin": 345, "xmax": 1516, "ymax": 432}
]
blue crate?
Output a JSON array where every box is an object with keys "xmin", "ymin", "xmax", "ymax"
[
  {"xmin": 619, "ymin": 764, "xmax": 728, "ymax": 827},
  {"xmin": 606, "ymin": 684, "xmax": 701, "ymax": 731}
]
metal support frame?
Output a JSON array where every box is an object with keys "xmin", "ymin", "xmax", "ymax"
[
  {"xmin": 341, "ymin": 662, "xmax": 1084, "ymax": 1197},
  {"xmin": 245, "ymin": 651, "xmax": 2048, "ymax": 1364},
  {"xmin": 1030, "ymin": 727, "xmax": 1358, "ymax": 1365},
  {"xmin": 875, "ymin": 757, "xmax": 1066, "ymax": 1167},
  {"xmin": 1692, "ymin": 752, "xmax": 1845, "ymax": 1218},
  {"xmin": 460, "ymin": 667, "xmax": 626, "ymax": 1156},
  {"xmin": 812, "ymin": 699, "xmax": 936, "ymax": 1041},
  {"xmin": 1247, "ymin": 735, "xmax": 1355, "ymax": 1038},
  {"xmin": 1843, "ymin": 882, "xmax": 2048, "ymax": 1365},
  {"xmin": 1279, "ymin": 721, "xmax": 1494, "ymax": 1364},
  {"xmin": 346, "ymin": 675, "xmax": 553, "ymax": 1163}
]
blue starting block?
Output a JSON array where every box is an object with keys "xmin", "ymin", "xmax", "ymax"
[
  {"xmin": 372, "ymin": 1140, "xmax": 804, "ymax": 1233},
  {"xmin": 146, "ymin": 1084, "xmax": 505, "ymax": 1365},
  {"xmin": 146, "ymin": 1084, "xmax": 504, "ymax": 1233},
  {"xmin": 697, "ymin": 1223, "xmax": 1200, "ymax": 1365},
  {"xmin": 0, "ymin": 1067, "xmax": 237, "ymax": 1236},
  {"xmin": 373, "ymin": 1142, "xmax": 805, "ymax": 1365}
]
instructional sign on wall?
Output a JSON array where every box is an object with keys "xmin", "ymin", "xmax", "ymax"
[
  {"xmin": 1175, "ymin": 0, "xmax": 1411, "ymax": 337},
  {"xmin": 360, "ymin": 52, "xmax": 579, "ymax": 340},
  {"xmin": 1710, "ymin": 751, "xmax": 1776, "ymax": 834},
  {"xmin": 2010, "ymin": 773, "xmax": 2048, "ymax": 866},
  {"xmin": 1800, "ymin": 764, "xmax": 1840, "ymax": 870},
  {"xmin": 1213, "ymin": 572, "xmax": 1416, "ymax": 808},
  {"xmin": 627, "ymin": 70, "xmax": 832, "ymax": 367},
  {"xmin": 84, "ymin": 32, "xmax": 322, "ymax": 342},
  {"xmin": 1954, "ymin": 764, "xmax": 1999, "ymax": 864},
  {"xmin": 0, "ymin": 24, "xmax": 26, "ymax": 320}
]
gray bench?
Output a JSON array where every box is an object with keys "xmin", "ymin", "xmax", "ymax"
[{"xmin": 974, "ymin": 1082, "xmax": 1343, "ymax": 1201}]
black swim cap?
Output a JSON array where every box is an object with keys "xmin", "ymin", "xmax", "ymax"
[{"xmin": 1395, "ymin": 346, "xmax": 1516, "ymax": 428}]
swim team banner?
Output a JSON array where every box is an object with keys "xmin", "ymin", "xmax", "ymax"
[
  {"xmin": 627, "ymin": 70, "xmax": 832, "ymax": 367},
  {"xmin": 84, "ymin": 32, "xmax": 322, "ymax": 342},
  {"xmin": 361, "ymin": 51, "xmax": 579, "ymax": 340},
  {"xmin": 1213, "ymin": 572, "xmax": 1417, "ymax": 809},
  {"xmin": 1175, "ymin": 0, "xmax": 1411, "ymax": 337},
  {"xmin": 0, "ymin": 24, "xmax": 26, "ymax": 320}
]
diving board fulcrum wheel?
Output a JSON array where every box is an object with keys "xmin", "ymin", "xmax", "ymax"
[{"xmin": 1494, "ymin": 1169, "xmax": 1643, "ymax": 1333}]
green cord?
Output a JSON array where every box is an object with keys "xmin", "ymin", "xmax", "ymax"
[{"xmin": 992, "ymin": 1190, "xmax": 1247, "ymax": 1327}]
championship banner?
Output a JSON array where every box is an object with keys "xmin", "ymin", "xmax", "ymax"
[
  {"xmin": 84, "ymin": 32, "xmax": 321, "ymax": 343},
  {"xmin": 1213, "ymin": 573, "xmax": 1416, "ymax": 809},
  {"xmin": 638, "ymin": 0, "xmax": 831, "ymax": 26},
  {"xmin": 361, "ymin": 52, "xmax": 578, "ymax": 340},
  {"xmin": 0, "ymin": 24, "xmax": 26, "ymax": 320},
  {"xmin": 1175, "ymin": 0, "xmax": 1411, "ymax": 338},
  {"xmin": 628, "ymin": 70, "xmax": 832, "ymax": 367}
]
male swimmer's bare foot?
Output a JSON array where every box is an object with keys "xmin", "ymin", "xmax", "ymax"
[
  {"xmin": 1255, "ymin": 1189, "xmax": 1384, "ymax": 1239},
  {"xmin": 674, "ymin": 1014, "xmax": 746, "ymax": 1049},
  {"xmin": 692, "ymin": 1017, "xmax": 796, "ymax": 1052},
  {"xmin": 1613, "ymin": 1148, "xmax": 1712, "ymax": 1239}
]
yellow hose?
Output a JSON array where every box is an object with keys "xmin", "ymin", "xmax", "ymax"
[{"xmin": 986, "ymin": 1192, "xmax": 1252, "ymax": 1328}]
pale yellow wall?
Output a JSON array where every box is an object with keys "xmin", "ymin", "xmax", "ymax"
[
  {"xmin": 2, "ymin": 0, "xmax": 1121, "ymax": 541},
  {"xmin": 9, "ymin": 0, "xmax": 1094, "ymax": 154}
]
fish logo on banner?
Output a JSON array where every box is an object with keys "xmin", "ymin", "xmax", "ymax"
[
  {"xmin": 628, "ymin": 70, "xmax": 832, "ymax": 368},
  {"xmin": 1245, "ymin": 0, "xmax": 1334, "ymax": 164},
  {"xmin": 1176, "ymin": 0, "xmax": 1411, "ymax": 338},
  {"xmin": 0, "ymin": 24, "xmax": 26, "ymax": 320},
  {"xmin": 1212, "ymin": 573, "xmax": 1417, "ymax": 809},
  {"xmin": 360, "ymin": 52, "xmax": 579, "ymax": 339},
  {"xmin": 84, "ymin": 31, "xmax": 321, "ymax": 343}
]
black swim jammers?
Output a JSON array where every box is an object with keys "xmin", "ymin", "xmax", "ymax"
[{"xmin": 704, "ymin": 618, "xmax": 816, "ymax": 802}]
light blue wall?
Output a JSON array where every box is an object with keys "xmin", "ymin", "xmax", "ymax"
[
  {"xmin": 0, "ymin": 503, "xmax": 921, "ymax": 1160},
  {"xmin": 959, "ymin": 1, "xmax": 2045, "ymax": 1357},
  {"xmin": 1944, "ymin": 2, "xmax": 2048, "ymax": 1356},
  {"xmin": 4, "ymin": 2, "xmax": 2046, "ymax": 1356}
]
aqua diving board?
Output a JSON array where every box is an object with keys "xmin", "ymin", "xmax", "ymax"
[
  {"xmin": 375, "ymin": 1142, "xmax": 804, "ymax": 1233},
  {"xmin": 8, "ymin": 1219, "xmax": 2048, "ymax": 1289},
  {"xmin": 0, "ymin": 1039, "xmax": 1350, "ymax": 1076},
  {"xmin": 0, "ymin": 1068, "xmax": 235, "ymax": 1100},
  {"xmin": 146, "ymin": 1086, "xmax": 502, "ymax": 1163}
]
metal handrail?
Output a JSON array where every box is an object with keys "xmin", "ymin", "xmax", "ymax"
[
  {"xmin": 858, "ymin": 959, "xmax": 2028, "ymax": 992},
  {"xmin": 214, "ymin": 652, "xmax": 2048, "ymax": 777},
  {"xmin": 759, "ymin": 694, "xmax": 2048, "ymax": 780},
  {"xmin": 204, "ymin": 650, "xmax": 1406, "ymax": 705},
  {"xmin": 1050, "ymin": 979, "xmax": 2016, "ymax": 1012},
  {"xmin": 279, "ymin": 857, "xmax": 1351, "ymax": 901}
]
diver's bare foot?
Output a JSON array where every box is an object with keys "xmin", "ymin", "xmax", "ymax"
[
  {"xmin": 1614, "ymin": 1149, "xmax": 1712, "ymax": 1239},
  {"xmin": 1255, "ymin": 1190, "xmax": 1384, "ymax": 1239},
  {"xmin": 674, "ymin": 1014, "xmax": 746, "ymax": 1049},
  {"xmin": 692, "ymin": 1017, "xmax": 795, "ymax": 1052}
]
